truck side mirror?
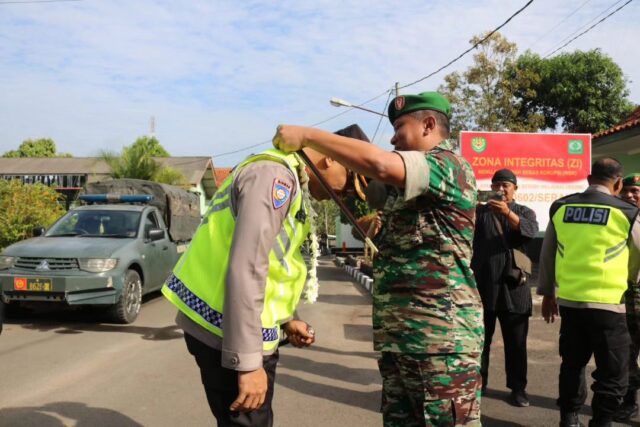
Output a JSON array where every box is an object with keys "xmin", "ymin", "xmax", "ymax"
[
  {"xmin": 33, "ymin": 226, "xmax": 45, "ymax": 237},
  {"xmin": 147, "ymin": 228, "xmax": 165, "ymax": 242}
]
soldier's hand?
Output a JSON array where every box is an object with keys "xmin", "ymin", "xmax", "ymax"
[
  {"xmin": 230, "ymin": 368, "xmax": 268, "ymax": 412},
  {"xmin": 272, "ymin": 124, "xmax": 307, "ymax": 152},
  {"xmin": 282, "ymin": 319, "xmax": 315, "ymax": 347},
  {"xmin": 542, "ymin": 295, "xmax": 558, "ymax": 323}
]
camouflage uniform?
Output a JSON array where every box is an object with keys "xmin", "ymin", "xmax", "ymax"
[
  {"xmin": 625, "ymin": 285, "xmax": 640, "ymax": 393},
  {"xmin": 373, "ymin": 139, "xmax": 484, "ymax": 426}
]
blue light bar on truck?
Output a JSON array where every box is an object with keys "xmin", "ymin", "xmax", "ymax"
[{"xmin": 79, "ymin": 194, "xmax": 154, "ymax": 204}]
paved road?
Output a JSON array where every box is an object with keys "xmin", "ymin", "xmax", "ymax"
[{"xmin": 1, "ymin": 259, "xmax": 639, "ymax": 426}]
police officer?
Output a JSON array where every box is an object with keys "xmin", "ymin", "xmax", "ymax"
[
  {"xmin": 163, "ymin": 126, "xmax": 364, "ymax": 426},
  {"xmin": 615, "ymin": 173, "xmax": 640, "ymax": 421},
  {"xmin": 274, "ymin": 91, "xmax": 484, "ymax": 426},
  {"xmin": 539, "ymin": 158, "xmax": 640, "ymax": 427}
]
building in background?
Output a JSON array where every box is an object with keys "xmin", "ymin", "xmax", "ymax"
[
  {"xmin": 593, "ymin": 107, "xmax": 640, "ymax": 172},
  {"xmin": 0, "ymin": 157, "xmax": 217, "ymax": 213}
]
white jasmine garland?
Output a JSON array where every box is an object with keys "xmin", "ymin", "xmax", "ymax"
[{"xmin": 296, "ymin": 157, "xmax": 320, "ymax": 303}]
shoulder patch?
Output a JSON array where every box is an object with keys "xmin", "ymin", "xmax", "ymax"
[{"xmin": 272, "ymin": 178, "xmax": 291, "ymax": 209}]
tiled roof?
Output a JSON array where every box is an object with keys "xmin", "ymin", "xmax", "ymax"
[
  {"xmin": 214, "ymin": 167, "xmax": 232, "ymax": 186},
  {"xmin": 593, "ymin": 106, "xmax": 640, "ymax": 139}
]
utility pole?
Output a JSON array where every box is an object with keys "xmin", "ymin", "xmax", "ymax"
[
  {"xmin": 395, "ymin": 82, "xmax": 400, "ymax": 96},
  {"xmin": 150, "ymin": 115, "xmax": 156, "ymax": 137}
]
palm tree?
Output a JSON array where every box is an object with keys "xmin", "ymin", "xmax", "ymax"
[{"xmin": 100, "ymin": 137, "xmax": 186, "ymax": 186}]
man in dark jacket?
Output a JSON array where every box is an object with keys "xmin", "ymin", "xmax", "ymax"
[{"xmin": 472, "ymin": 168, "xmax": 539, "ymax": 407}]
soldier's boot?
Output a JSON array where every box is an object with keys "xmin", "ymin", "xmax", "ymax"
[
  {"xmin": 614, "ymin": 390, "xmax": 639, "ymax": 421},
  {"xmin": 560, "ymin": 411, "xmax": 584, "ymax": 427}
]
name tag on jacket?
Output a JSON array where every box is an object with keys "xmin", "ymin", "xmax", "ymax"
[{"xmin": 563, "ymin": 206, "xmax": 610, "ymax": 225}]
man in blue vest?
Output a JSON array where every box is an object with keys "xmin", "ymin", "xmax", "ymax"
[
  {"xmin": 163, "ymin": 125, "xmax": 369, "ymax": 427},
  {"xmin": 539, "ymin": 158, "xmax": 640, "ymax": 427}
]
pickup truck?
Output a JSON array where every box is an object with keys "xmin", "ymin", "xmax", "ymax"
[{"xmin": 0, "ymin": 180, "xmax": 200, "ymax": 323}]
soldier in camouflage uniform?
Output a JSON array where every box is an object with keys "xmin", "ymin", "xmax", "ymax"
[
  {"xmin": 616, "ymin": 173, "xmax": 640, "ymax": 422},
  {"xmin": 273, "ymin": 91, "xmax": 484, "ymax": 426}
]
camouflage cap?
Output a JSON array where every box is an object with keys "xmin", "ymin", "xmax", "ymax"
[
  {"xmin": 388, "ymin": 91, "xmax": 451, "ymax": 124},
  {"xmin": 623, "ymin": 173, "xmax": 640, "ymax": 187}
]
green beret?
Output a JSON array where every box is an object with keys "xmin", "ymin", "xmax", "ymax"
[
  {"xmin": 623, "ymin": 173, "xmax": 640, "ymax": 187},
  {"xmin": 388, "ymin": 91, "xmax": 451, "ymax": 124}
]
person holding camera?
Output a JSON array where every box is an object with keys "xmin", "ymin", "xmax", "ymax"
[{"xmin": 471, "ymin": 168, "xmax": 539, "ymax": 407}]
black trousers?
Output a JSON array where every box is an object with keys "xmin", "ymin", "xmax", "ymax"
[
  {"xmin": 0, "ymin": 299, "xmax": 4, "ymax": 335},
  {"xmin": 184, "ymin": 333, "xmax": 279, "ymax": 427},
  {"xmin": 558, "ymin": 306, "xmax": 630, "ymax": 422},
  {"xmin": 481, "ymin": 310, "xmax": 529, "ymax": 391}
]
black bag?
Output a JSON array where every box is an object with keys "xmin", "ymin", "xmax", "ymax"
[{"xmin": 493, "ymin": 214, "xmax": 532, "ymax": 287}]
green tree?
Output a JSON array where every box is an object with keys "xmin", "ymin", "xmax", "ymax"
[
  {"xmin": 438, "ymin": 32, "xmax": 545, "ymax": 138},
  {"xmin": 2, "ymin": 138, "xmax": 72, "ymax": 158},
  {"xmin": 101, "ymin": 136, "xmax": 186, "ymax": 186},
  {"xmin": 311, "ymin": 199, "xmax": 340, "ymax": 235},
  {"xmin": 339, "ymin": 197, "xmax": 374, "ymax": 225},
  {"xmin": 0, "ymin": 180, "xmax": 65, "ymax": 250},
  {"xmin": 512, "ymin": 49, "xmax": 634, "ymax": 133}
]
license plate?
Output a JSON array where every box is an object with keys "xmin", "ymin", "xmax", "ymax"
[{"xmin": 14, "ymin": 277, "xmax": 53, "ymax": 291}]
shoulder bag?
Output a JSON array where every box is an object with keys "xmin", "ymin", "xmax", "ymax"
[{"xmin": 492, "ymin": 214, "xmax": 532, "ymax": 287}]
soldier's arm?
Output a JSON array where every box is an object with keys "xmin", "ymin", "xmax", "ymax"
[
  {"xmin": 280, "ymin": 127, "xmax": 407, "ymax": 187},
  {"xmin": 222, "ymin": 161, "xmax": 297, "ymax": 371}
]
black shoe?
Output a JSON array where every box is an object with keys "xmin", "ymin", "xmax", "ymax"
[
  {"xmin": 560, "ymin": 411, "xmax": 584, "ymax": 427},
  {"xmin": 614, "ymin": 402, "xmax": 639, "ymax": 421},
  {"xmin": 509, "ymin": 390, "xmax": 530, "ymax": 407}
]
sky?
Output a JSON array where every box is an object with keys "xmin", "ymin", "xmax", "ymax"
[{"xmin": 0, "ymin": 0, "xmax": 638, "ymax": 166}]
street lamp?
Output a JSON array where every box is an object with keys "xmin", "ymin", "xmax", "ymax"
[{"xmin": 329, "ymin": 97, "xmax": 388, "ymax": 117}]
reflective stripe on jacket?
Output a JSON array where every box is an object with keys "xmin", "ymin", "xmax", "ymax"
[{"xmin": 551, "ymin": 190, "xmax": 639, "ymax": 304}]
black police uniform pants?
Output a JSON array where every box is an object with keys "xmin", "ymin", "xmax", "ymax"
[
  {"xmin": 0, "ymin": 299, "xmax": 4, "ymax": 334},
  {"xmin": 481, "ymin": 310, "xmax": 529, "ymax": 392},
  {"xmin": 184, "ymin": 333, "xmax": 278, "ymax": 427},
  {"xmin": 557, "ymin": 306, "xmax": 630, "ymax": 422}
]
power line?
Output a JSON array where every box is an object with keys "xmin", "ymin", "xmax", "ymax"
[
  {"xmin": 0, "ymin": 0, "xmax": 81, "ymax": 4},
  {"xmin": 526, "ymin": 0, "xmax": 593, "ymax": 50},
  {"xmin": 399, "ymin": 0, "xmax": 535, "ymax": 90},
  {"xmin": 543, "ymin": 0, "xmax": 634, "ymax": 58},
  {"xmin": 542, "ymin": 0, "xmax": 625, "ymax": 57},
  {"xmin": 212, "ymin": 89, "xmax": 393, "ymax": 158},
  {"xmin": 371, "ymin": 90, "xmax": 394, "ymax": 144},
  {"xmin": 213, "ymin": 0, "xmax": 537, "ymax": 159}
]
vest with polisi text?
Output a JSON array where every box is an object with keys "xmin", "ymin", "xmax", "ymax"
[
  {"xmin": 162, "ymin": 149, "xmax": 310, "ymax": 352},
  {"xmin": 551, "ymin": 189, "xmax": 639, "ymax": 304}
]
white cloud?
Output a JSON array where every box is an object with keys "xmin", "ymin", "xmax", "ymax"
[{"xmin": 0, "ymin": 0, "xmax": 637, "ymax": 165}]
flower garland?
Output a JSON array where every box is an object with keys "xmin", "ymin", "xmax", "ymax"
[{"xmin": 296, "ymin": 156, "xmax": 320, "ymax": 303}]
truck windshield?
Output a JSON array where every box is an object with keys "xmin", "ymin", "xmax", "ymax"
[{"xmin": 46, "ymin": 210, "xmax": 142, "ymax": 238}]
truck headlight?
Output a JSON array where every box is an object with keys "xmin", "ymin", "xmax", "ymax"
[
  {"xmin": 0, "ymin": 256, "xmax": 16, "ymax": 270},
  {"xmin": 78, "ymin": 258, "xmax": 118, "ymax": 273}
]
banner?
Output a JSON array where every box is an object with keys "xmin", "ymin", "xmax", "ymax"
[{"xmin": 460, "ymin": 131, "xmax": 591, "ymax": 231}]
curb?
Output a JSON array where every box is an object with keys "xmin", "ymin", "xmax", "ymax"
[{"xmin": 335, "ymin": 256, "xmax": 374, "ymax": 294}]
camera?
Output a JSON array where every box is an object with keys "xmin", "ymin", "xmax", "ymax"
[{"xmin": 478, "ymin": 190, "xmax": 504, "ymax": 203}]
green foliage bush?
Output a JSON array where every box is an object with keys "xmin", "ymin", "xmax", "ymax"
[{"xmin": 0, "ymin": 180, "xmax": 65, "ymax": 250}]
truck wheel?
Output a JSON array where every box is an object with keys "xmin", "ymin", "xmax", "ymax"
[{"xmin": 110, "ymin": 269, "xmax": 142, "ymax": 324}]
